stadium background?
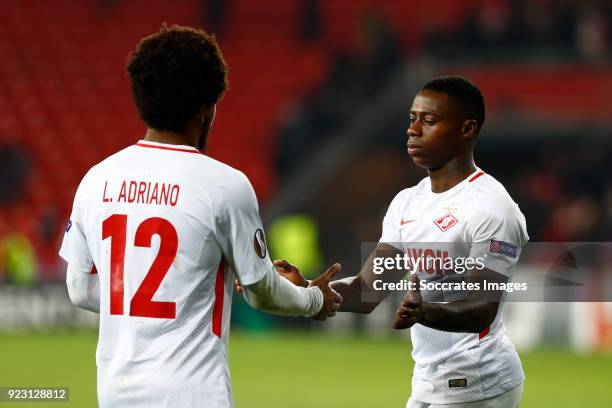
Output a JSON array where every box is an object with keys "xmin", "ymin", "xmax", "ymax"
[{"xmin": 0, "ymin": 0, "xmax": 611, "ymax": 406}]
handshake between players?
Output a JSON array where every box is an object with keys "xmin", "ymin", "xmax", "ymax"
[
  {"xmin": 237, "ymin": 259, "xmax": 420, "ymax": 326},
  {"xmin": 236, "ymin": 260, "xmax": 344, "ymax": 321}
]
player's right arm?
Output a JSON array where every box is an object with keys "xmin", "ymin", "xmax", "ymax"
[
  {"xmin": 271, "ymin": 192, "xmax": 408, "ymax": 314},
  {"xmin": 242, "ymin": 263, "xmax": 341, "ymax": 319},
  {"xmin": 276, "ymin": 243, "xmax": 404, "ymax": 314},
  {"xmin": 331, "ymin": 243, "xmax": 404, "ymax": 313},
  {"xmin": 332, "ymin": 190, "xmax": 410, "ymax": 313},
  {"xmin": 214, "ymin": 170, "xmax": 341, "ymax": 319}
]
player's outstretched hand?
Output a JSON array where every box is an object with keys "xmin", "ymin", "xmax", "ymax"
[
  {"xmin": 309, "ymin": 263, "xmax": 343, "ymax": 321},
  {"xmin": 273, "ymin": 260, "xmax": 309, "ymax": 288},
  {"xmin": 393, "ymin": 273, "xmax": 422, "ymax": 329}
]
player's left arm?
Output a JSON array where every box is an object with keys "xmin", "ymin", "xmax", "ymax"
[
  {"xmin": 394, "ymin": 268, "xmax": 506, "ymax": 332},
  {"xmin": 395, "ymin": 195, "xmax": 528, "ymax": 333}
]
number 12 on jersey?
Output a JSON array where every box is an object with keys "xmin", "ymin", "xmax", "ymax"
[{"xmin": 102, "ymin": 214, "xmax": 178, "ymax": 319}]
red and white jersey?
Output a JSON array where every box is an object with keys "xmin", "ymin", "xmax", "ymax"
[
  {"xmin": 380, "ymin": 169, "xmax": 528, "ymax": 404},
  {"xmin": 59, "ymin": 140, "xmax": 274, "ymax": 407}
]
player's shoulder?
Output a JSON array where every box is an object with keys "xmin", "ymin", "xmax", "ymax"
[
  {"xmin": 178, "ymin": 154, "xmax": 255, "ymax": 207},
  {"xmin": 74, "ymin": 144, "xmax": 135, "ymax": 192},
  {"xmin": 466, "ymin": 170, "xmax": 529, "ymax": 243},
  {"xmin": 201, "ymin": 155, "xmax": 250, "ymax": 186},
  {"xmin": 169, "ymin": 152, "xmax": 253, "ymax": 197},
  {"xmin": 467, "ymin": 171, "xmax": 524, "ymax": 218},
  {"xmin": 81, "ymin": 143, "xmax": 135, "ymax": 175},
  {"xmin": 468, "ymin": 172, "xmax": 515, "ymax": 203},
  {"xmin": 389, "ymin": 177, "xmax": 430, "ymax": 207}
]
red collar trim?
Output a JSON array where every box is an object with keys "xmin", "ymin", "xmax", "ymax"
[
  {"xmin": 468, "ymin": 171, "xmax": 485, "ymax": 183},
  {"xmin": 135, "ymin": 142, "xmax": 201, "ymax": 154}
]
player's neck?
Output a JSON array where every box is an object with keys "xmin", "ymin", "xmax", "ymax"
[
  {"xmin": 427, "ymin": 158, "xmax": 477, "ymax": 194},
  {"xmin": 143, "ymin": 128, "xmax": 198, "ymax": 149}
]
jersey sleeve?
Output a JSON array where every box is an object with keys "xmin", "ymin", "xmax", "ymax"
[
  {"xmin": 467, "ymin": 196, "xmax": 528, "ymax": 277},
  {"xmin": 379, "ymin": 191, "xmax": 404, "ymax": 249},
  {"xmin": 59, "ymin": 175, "xmax": 94, "ymax": 273},
  {"xmin": 214, "ymin": 171, "xmax": 273, "ymax": 286}
]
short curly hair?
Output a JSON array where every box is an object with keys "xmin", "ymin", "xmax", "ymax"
[
  {"xmin": 422, "ymin": 76, "xmax": 485, "ymax": 131},
  {"xmin": 127, "ymin": 24, "xmax": 228, "ymax": 132}
]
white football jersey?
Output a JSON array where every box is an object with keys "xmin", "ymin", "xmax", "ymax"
[
  {"xmin": 59, "ymin": 140, "xmax": 276, "ymax": 407},
  {"xmin": 380, "ymin": 169, "xmax": 528, "ymax": 404}
]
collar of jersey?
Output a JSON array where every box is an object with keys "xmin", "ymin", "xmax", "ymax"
[
  {"xmin": 427, "ymin": 168, "xmax": 482, "ymax": 196},
  {"xmin": 135, "ymin": 140, "xmax": 201, "ymax": 153}
]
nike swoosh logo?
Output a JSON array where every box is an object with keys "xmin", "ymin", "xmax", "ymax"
[{"xmin": 400, "ymin": 219, "xmax": 416, "ymax": 225}]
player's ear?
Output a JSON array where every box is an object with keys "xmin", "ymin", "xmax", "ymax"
[{"xmin": 461, "ymin": 119, "xmax": 478, "ymax": 142}]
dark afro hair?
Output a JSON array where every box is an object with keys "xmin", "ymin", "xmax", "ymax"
[
  {"xmin": 126, "ymin": 23, "xmax": 228, "ymax": 132},
  {"xmin": 422, "ymin": 76, "xmax": 485, "ymax": 131}
]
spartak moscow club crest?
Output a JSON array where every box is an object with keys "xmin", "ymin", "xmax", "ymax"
[{"xmin": 434, "ymin": 213, "xmax": 459, "ymax": 232}]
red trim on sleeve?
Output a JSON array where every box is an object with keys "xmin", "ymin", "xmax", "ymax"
[
  {"xmin": 90, "ymin": 265, "xmax": 98, "ymax": 275},
  {"xmin": 479, "ymin": 326, "xmax": 490, "ymax": 339},
  {"xmin": 468, "ymin": 171, "xmax": 485, "ymax": 183},
  {"xmin": 135, "ymin": 142, "xmax": 201, "ymax": 154},
  {"xmin": 212, "ymin": 262, "xmax": 225, "ymax": 338}
]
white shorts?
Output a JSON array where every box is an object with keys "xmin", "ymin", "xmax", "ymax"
[{"xmin": 407, "ymin": 382, "xmax": 523, "ymax": 408}]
